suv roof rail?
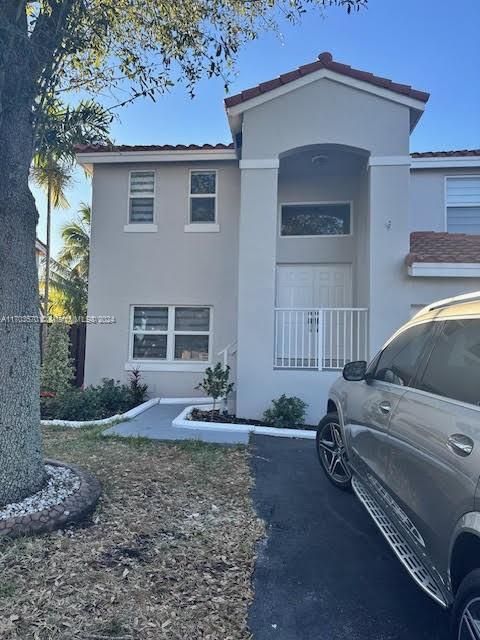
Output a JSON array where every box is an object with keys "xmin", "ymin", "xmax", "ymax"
[{"xmin": 427, "ymin": 290, "xmax": 480, "ymax": 312}]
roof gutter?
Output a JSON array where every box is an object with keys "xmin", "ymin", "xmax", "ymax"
[
  {"xmin": 76, "ymin": 148, "xmax": 238, "ymax": 168},
  {"xmin": 411, "ymin": 156, "xmax": 480, "ymax": 169}
]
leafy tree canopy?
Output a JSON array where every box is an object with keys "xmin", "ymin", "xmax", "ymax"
[{"xmin": 1, "ymin": 0, "xmax": 366, "ymax": 127}]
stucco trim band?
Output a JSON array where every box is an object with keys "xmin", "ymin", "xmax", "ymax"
[{"xmin": 239, "ymin": 159, "xmax": 280, "ymax": 170}]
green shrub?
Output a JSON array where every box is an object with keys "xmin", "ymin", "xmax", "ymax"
[
  {"xmin": 44, "ymin": 387, "xmax": 101, "ymax": 421},
  {"xmin": 40, "ymin": 322, "xmax": 74, "ymax": 394},
  {"xmin": 41, "ymin": 373, "xmax": 149, "ymax": 421},
  {"xmin": 263, "ymin": 394, "xmax": 308, "ymax": 428},
  {"xmin": 127, "ymin": 368, "xmax": 149, "ymax": 406}
]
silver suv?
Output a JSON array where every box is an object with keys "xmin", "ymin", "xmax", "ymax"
[{"xmin": 317, "ymin": 292, "xmax": 480, "ymax": 639}]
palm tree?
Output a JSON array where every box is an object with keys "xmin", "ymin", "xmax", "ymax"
[
  {"xmin": 48, "ymin": 258, "xmax": 88, "ymax": 319},
  {"xmin": 58, "ymin": 202, "xmax": 91, "ymax": 280},
  {"xmin": 31, "ymin": 160, "xmax": 72, "ymax": 320},
  {"xmin": 47, "ymin": 203, "xmax": 91, "ymax": 319},
  {"xmin": 32, "ymin": 99, "xmax": 110, "ymax": 320}
]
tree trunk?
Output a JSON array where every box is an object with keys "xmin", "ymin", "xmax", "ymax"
[{"xmin": 0, "ymin": 89, "xmax": 46, "ymax": 506}]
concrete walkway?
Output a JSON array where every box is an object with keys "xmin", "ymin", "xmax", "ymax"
[{"xmin": 103, "ymin": 403, "xmax": 249, "ymax": 444}]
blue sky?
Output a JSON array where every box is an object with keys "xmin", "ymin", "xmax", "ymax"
[{"xmin": 34, "ymin": 0, "xmax": 480, "ymax": 256}]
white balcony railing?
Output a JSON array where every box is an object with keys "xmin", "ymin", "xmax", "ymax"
[{"xmin": 274, "ymin": 308, "xmax": 369, "ymax": 370}]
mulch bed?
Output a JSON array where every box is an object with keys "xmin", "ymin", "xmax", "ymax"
[
  {"xmin": 189, "ymin": 408, "xmax": 317, "ymax": 431},
  {"xmin": 0, "ymin": 426, "xmax": 264, "ymax": 640}
]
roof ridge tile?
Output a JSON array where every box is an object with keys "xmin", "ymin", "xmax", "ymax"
[{"xmin": 224, "ymin": 51, "xmax": 429, "ymax": 109}]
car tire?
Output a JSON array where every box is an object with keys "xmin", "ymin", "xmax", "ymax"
[
  {"xmin": 451, "ymin": 569, "xmax": 480, "ymax": 639},
  {"xmin": 316, "ymin": 412, "xmax": 352, "ymax": 490}
]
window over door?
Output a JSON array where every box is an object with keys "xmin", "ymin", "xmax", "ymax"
[
  {"xmin": 372, "ymin": 322, "xmax": 434, "ymax": 387},
  {"xmin": 417, "ymin": 318, "xmax": 480, "ymax": 406},
  {"xmin": 280, "ymin": 203, "xmax": 351, "ymax": 236},
  {"xmin": 446, "ymin": 177, "xmax": 480, "ymax": 234}
]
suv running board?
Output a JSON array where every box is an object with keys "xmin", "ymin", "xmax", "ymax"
[{"xmin": 352, "ymin": 476, "xmax": 448, "ymax": 608}]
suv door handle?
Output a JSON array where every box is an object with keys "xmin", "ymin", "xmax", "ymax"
[
  {"xmin": 378, "ymin": 401, "xmax": 391, "ymax": 415},
  {"xmin": 447, "ymin": 434, "xmax": 474, "ymax": 457}
]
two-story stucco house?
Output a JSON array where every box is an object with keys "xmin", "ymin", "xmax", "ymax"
[{"xmin": 77, "ymin": 52, "xmax": 480, "ymax": 423}]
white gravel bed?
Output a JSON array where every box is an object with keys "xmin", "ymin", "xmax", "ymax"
[{"xmin": 0, "ymin": 464, "xmax": 80, "ymax": 520}]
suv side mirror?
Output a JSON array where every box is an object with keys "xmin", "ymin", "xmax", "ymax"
[{"xmin": 343, "ymin": 360, "xmax": 367, "ymax": 381}]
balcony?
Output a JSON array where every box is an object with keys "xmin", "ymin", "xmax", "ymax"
[{"xmin": 274, "ymin": 308, "xmax": 369, "ymax": 370}]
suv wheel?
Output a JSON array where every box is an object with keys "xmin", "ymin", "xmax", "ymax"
[
  {"xmin": 316, "ymin": 412, "xmax": 352, "ymax": 490},
  {"xmin": 451, "ymin": 569, "xmax": 480, "ymax": 639}
]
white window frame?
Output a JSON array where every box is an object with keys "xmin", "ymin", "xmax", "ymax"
[
  {"xmin": 444, "ymin": 175, "xmax": 480, "ymax": 233},
  {"xmin": 124, "ymin": 170, "xmax": 158, "ymax": 232},
  {"xmin": 278, "ymin": 200, "xmax": 354, "ymax": 238},
  {"xmin": 128, "ymin": 305, "xmax": 212, "ymax": 371},
  {"xmin": 185, "ymin": 169, "xmax": 219, "ymax": 232}
]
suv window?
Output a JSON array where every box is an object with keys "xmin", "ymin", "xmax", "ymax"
[
  {"xmin": 417, "ymin": 318, "xmax": 480, "ymax": 406},
  {"xmin": 372, "ymin": 322, "xmax": 434, "ymax": 387}
]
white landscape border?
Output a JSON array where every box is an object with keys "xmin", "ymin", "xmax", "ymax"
[
  {"xmin": 172, "ymin": 404, "xmax": 316, "ymax": 440},
  {"xmin": 41, "ymin": 396, "xmax": 214, "ymax": 428},
  {"xmin": 41, "ymin": 396, "xmax": 317, "ymax": 440}
]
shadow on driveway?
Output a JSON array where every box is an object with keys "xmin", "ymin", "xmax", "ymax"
[{"xmin": 249, "ymin": 435, "xmax": 449, "ymax": 640}]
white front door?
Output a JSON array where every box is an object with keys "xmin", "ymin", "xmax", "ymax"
[
  {"xmin": 275, "ymin": 264, "xmax": 353, "ymax": 367},
  {"xmin": 276, "ymin": 264, "xmax": 352, "ymax": 308}
]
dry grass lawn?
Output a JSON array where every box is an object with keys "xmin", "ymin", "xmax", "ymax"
[{"xmin": 0, "ymin": 426, "xmax": 264, "ymax": 640}]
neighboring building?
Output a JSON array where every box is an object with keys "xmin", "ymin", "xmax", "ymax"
[
  {"xmin": 35, "ymin": 238, "xmax": 47, "ymax": 271},
  {"xmin": 76, "ymin": 52, "xmax": 480, "ymax": 422}
]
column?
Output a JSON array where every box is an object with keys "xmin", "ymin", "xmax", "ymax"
[
  {"xmin": 368, "ymin": 162, "xmax": 411, "ymax": 354},
  {"xmin": 236, "ymin": 159, "xmax": 279, "ymax": 419}
]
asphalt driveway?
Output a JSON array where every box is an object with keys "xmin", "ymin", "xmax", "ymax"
[{"xmin": 249, "ymin": 435, "xmax": 449, "ymax": 640}]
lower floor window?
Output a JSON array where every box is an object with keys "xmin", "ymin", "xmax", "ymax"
[{"xmin": 131, "ymin": 305, "xmax": 211, "ymax": 361}]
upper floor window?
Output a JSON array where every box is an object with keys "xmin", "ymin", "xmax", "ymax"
[
  {"xmin": 280, "ymin": 202, "xmax": 351, "ymax": 237},
  {"xmin": 129, "ymin": 171, "xmax": 155, "ymax": 223},
  {"xmin": 446, "ymin": 177, "xmax": 480, "ymax": 234},
  {"xmin": 189, "ymin": 170, "xmax": 216, "ymax": 223}
]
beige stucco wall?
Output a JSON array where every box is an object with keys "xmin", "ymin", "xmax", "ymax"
[
  {"xmin": 236, "ymin": 76, "xmax": 412, "ymax": 419},
  {"xmin": 242, "ymin": 78, "xmax": 411, "ymax": 159},
  {"xmin": 276, "ymin": 173, "xmax": 361, "ymax": 265},
  {"xmin": 410, "ymin": 167, "xmax": 480, "ymax": 232},
  {"xmin": 85, "ymin": 161, "xmax": 240, "ymax": 398},
  {"xmin": 84, "ymin": 73, "xmax": 479, "ymax": 421}
]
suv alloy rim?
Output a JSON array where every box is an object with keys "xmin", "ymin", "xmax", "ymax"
[
  {"xmin": 318, "ymin": 421, "xmax": 351, "ymax": 483},
  {"xmin": 459, "ymin": 596, "xmax": 480, "ymax": 639}
]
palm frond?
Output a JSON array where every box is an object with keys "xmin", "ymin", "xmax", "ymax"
[
  {"xmin": 47, "ymin": 257, "xmax": 88, "ymax": 318},
  {"xmin": 30, "ymin": 162, "xmax": 73, "ymax": 209},
  {"xmin": 58, "ymin": 203, "xmax": 91, "ymax": 278}
]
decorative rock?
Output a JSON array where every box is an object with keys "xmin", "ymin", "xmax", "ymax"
[
  {"xmin": 0, "ymin": 460, "xmax": 101, "ymax": 539},
  {"xmin": 0, "ymin": 465, "xmax": 80, "ymax": 521}
]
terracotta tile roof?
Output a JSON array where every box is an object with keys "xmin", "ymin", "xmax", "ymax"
[
  {"xmin": 406, "ymin": 232, "xmax": 480, "ymax": 266},
  {"xmin": 224, "ymin": 52, "xmax": 430, "ymax": 109},
  {"xmin": 411, "ymin": 149, "xmax": 480, "ymax": 158},
  {"xmin": 75, "ymin": 143, "xmax": 234, "ymax": 153}
]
